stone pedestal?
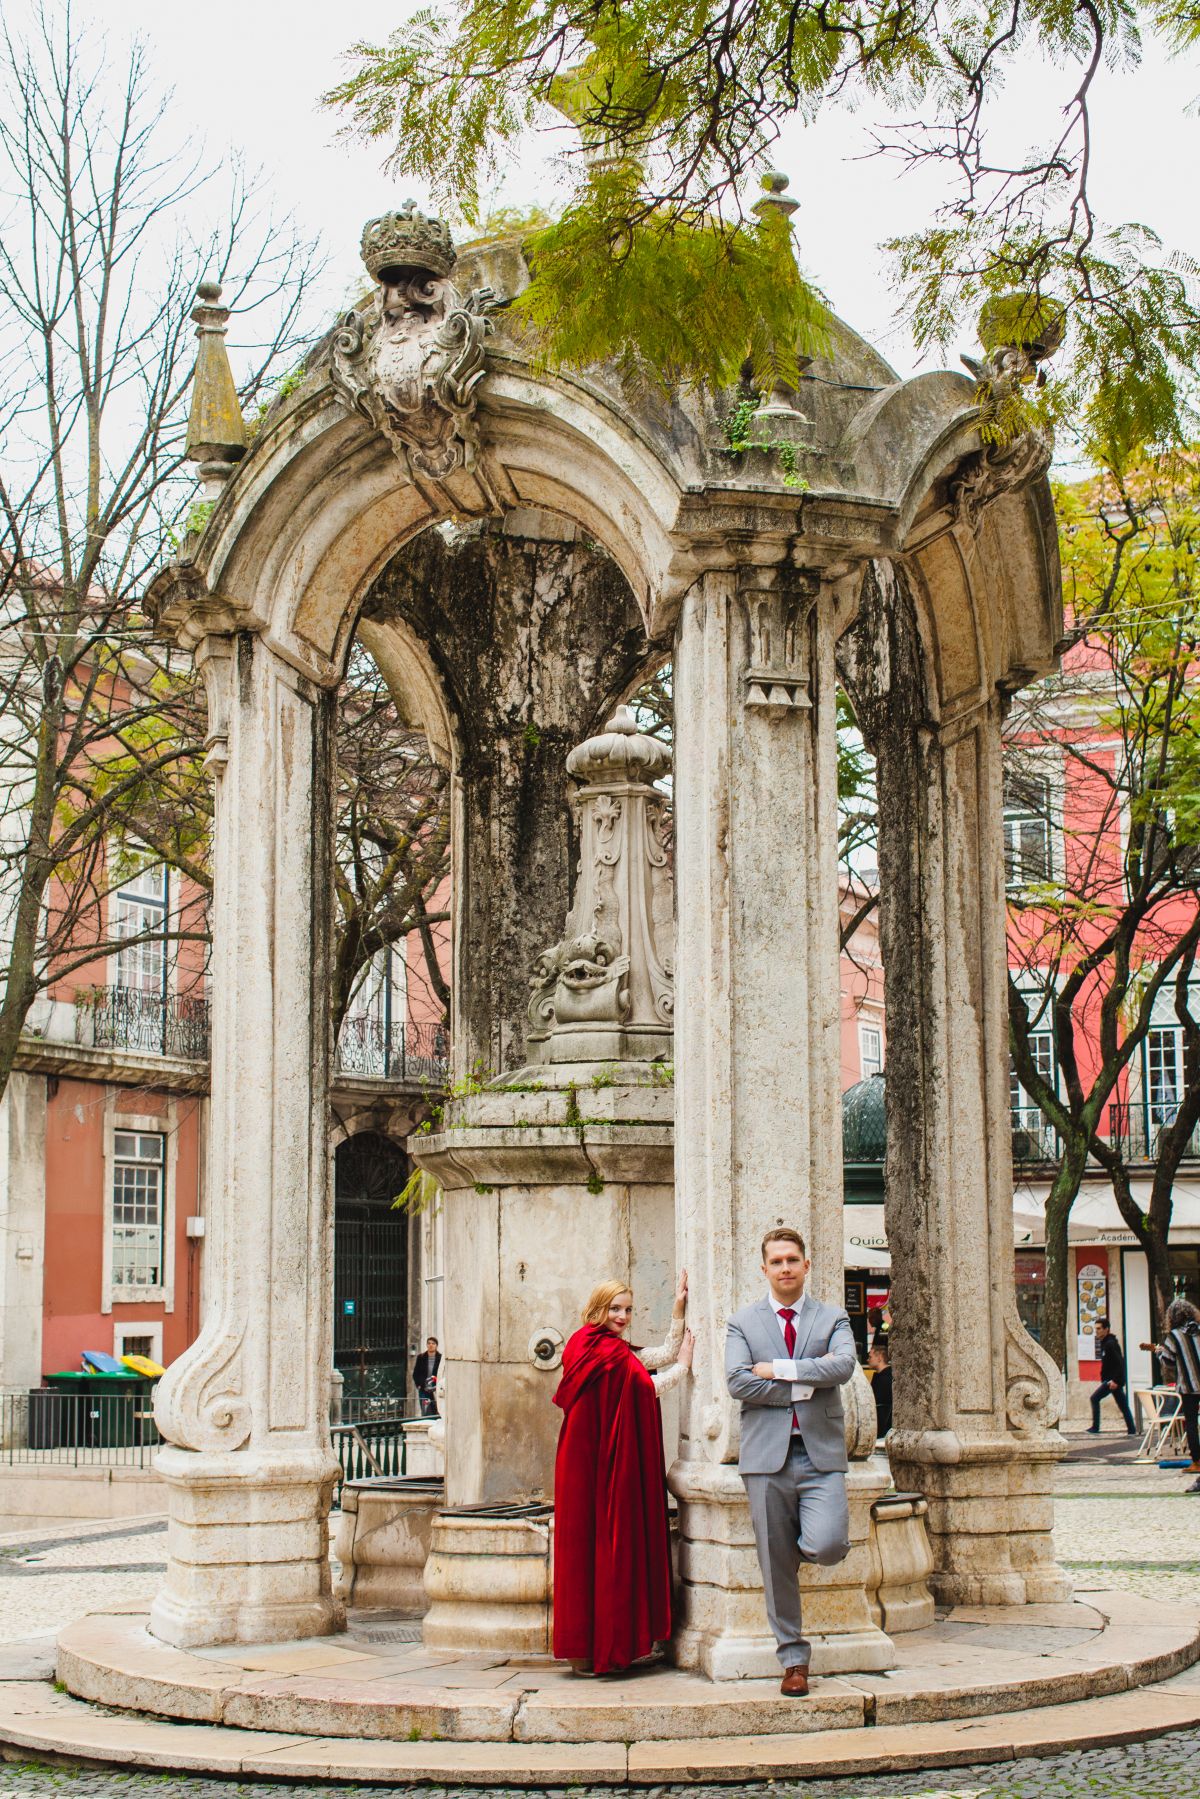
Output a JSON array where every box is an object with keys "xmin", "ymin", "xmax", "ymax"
[
  {"xmin": 333, "ymin": 1477, "xmax": 443, "ymax": 1611},
  {"xmin": 669, "ymin": 1457, "xmax": 897, "ymax": 1679},
  {"xmin": 151, "ymin": 1448, "xmax": 341, "ymax": 1647},
  {"xmin": 401, "ymin": 1418, "xmax": 445, "ymax": 1480},
  {"xmin": 413, "ymin": 1074, "xmax": 676, "ymax": 1507},
  {"xmin": 870, "ymin": 1492, "xmax": 936, "ymax": 1633},
  {"xmin": 423, "ymin": 1509, "xmax": 554, "ymax": 1653}
]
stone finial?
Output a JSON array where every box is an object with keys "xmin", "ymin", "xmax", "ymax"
[
  {"xmin": 752, "ymin": 168, "xmax": 800, "ymax": 229},
  {"xmin": 184, "ymin": 280, "xmax": 247, "ymax": 500},
  {"xmin": 749, "ymin": 171, "xmax": 810, "ymax": 424},
  {"xmin": 527, "ymin": 708, "xmax": 673, "ymax": 1065}
]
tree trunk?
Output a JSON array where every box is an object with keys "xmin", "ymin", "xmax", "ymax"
[{"xmin": 1042, "ymin": 1135, "xmax": 1092, "ymax": 1371}]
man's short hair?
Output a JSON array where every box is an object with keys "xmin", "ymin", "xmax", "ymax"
[
  {"xmin": 761, "ymin": 1227, "xmax": 807, "ymax": 1261},
  {"xmin": 427, "ymin": 1337, "xmax": 439, "ymax": 1346},
  {"xmin": 869, "ymin": 1340, "xmax": 890, "ymax": 1363},
  {"xmin": 1096, "ymin": 1317, "xmax": 1110, "ymax": 1330}
]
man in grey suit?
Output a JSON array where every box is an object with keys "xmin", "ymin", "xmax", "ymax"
[{"xmin": 726, "ymin": 1227, "xmax": 856, "ymax": 1696}]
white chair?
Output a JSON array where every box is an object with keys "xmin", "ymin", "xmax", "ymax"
[{"xmin": 1134, "ymin": 1386, "xmax": 1188, "ymax": 1461}]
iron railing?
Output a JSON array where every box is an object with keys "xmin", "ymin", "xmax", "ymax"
[
  {"xmin": 1107, "ymin": 1099, "xmax": 1200, "ymax": 1164},
  {"xmin": 1010, "ymin": 1105, "xmax": 1060, "ymax": 1164},
  {"xmin": 331, "ymin": 1415, "xmax": 409, "ymax": 1483},
  {"xmin": 334, "ymin": 1017, "xmax": 449, "ymax": 1085},
  {"xmin": 75, "ymin": 986, "xmax": 210, "ymax": 1060},
  {"xmin": 1, "ymin": 1387, "xmax": 161, "ymax": 1467}
]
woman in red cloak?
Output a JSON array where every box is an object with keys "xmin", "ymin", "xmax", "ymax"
[{"xmin": 552, "ymin": 1272, "xmax": 693, "ymax": 1674}]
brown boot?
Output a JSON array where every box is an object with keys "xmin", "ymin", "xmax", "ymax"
[{"xmin": 780, "ymin": 1665, "xmax": 810, "ymax": 1696}]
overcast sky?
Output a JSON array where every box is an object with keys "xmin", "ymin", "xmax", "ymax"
[{"xmin": 20, "ymin": 2, "xmax": 1200, "ymax": 392}]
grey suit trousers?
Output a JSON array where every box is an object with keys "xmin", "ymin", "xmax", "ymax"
[{"xmin": 743, "ymin": 1438, "xmax": 851, "ymax": 1668}]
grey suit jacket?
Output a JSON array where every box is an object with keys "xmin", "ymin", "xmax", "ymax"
[{"xmin": 726, "ymin": 1293, "xmax": 857, "ymax": 1474}]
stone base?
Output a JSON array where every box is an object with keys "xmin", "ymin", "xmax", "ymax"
[
  {"xmin": 148, "ymin": 1445, "xmax": 343, "ymax": 1649},
  {"xmin": 333, "ymin": 1477, "xmax": 444, "ymax": 1611},
  {"xmin": 400, "ymin": 1418, "xmax": 445, "ymax": 1479},
  {"xmin": 887, "ymin": 1429, "xmax": 1071, "ymax": 1607},
  {"xmin": 668, "ymin": 1457, "xmax": 899, "ymax": 1678},
  {"xmin": 55, "ymin": 1589, "xmax": 1200, "ymax": 1751},
  {"xmin": 422, "ymin": 1506, "xmax": 554, "ymax": 1654}
]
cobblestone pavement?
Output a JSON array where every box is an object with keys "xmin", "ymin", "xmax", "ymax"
[
  {"xmin": 0, "ymin": 1450, "xmax": 1196, "ymax": 1794},
  {"xmin": 0, "ymin": 1739, "xmax": 1199, "ymax": 1796}
]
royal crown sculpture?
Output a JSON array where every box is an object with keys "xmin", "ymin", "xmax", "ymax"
[{"xmin": 330, "ymin": 202, "xmax": 496, "ymax": 483}]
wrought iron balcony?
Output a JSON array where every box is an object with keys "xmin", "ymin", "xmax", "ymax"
[
  {"xmin": 74, "ymin": 985, "xmax": 210, "ymax": 1060},
  {"xmin": 334, "ymin": 1016, "xmax": 449, "ymax": 1086},
  {"xmin": 1010, "ymin": 1105, "xmax": 1060, "ymax": 1165},
  {"xmin": 1107, "ymin": 1099, "xmax": 1200, "ymax": 1164}
]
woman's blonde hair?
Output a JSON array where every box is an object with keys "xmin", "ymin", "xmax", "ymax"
[{"xmin": 582, "ymin": 1279, "xmax": 633, "ymax": 1326}]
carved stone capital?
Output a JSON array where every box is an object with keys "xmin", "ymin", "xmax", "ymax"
[{"xmin": 951, "ymin": 426, "xmax": 1053, "ymax": 532}]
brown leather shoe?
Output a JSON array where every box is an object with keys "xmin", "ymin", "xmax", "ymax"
[{"xmin": 780, "ymin": 1665, "xmax": 810, "ymax": 1696}]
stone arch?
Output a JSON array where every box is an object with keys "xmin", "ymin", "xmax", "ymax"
[{"xmin": 146, "ymin": 218, "xmax": 1071, "ymax": 1652}]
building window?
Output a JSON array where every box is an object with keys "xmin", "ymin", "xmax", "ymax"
[
  {"xmin": 859, "ymin": 1023, "xmax": 884, "ymax": 1079},
  {"xmin": 114, "ymin": 860, "xmax": 168, "ymax": 996},
  {"xmin": 1003, "ymin": 773, "xmax": 1052, "ymax": 889},
  {"xmin": 1146, "ymin": 1026, "xmax": 1183, "ymax": 1130},
  {"xmin": 1011, "ymin": 1030, "xmax": 1056, "ymax": 1159},
  {"xmin": 111, "ymin": 1131, "xmax": 165, "ymax": 1290}
]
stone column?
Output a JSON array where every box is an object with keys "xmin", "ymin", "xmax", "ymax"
[
  {"xmin": 669, "ymin": 564, "xmax": 894, "ymax": 1677},
  {"xmin": 149, "ymin": 630, "xmax": 342, "ymax": 1648},
  {"xmin": 850, "ymin": 563, "xmax": 1068, "ymax": 1606},
  {"xmin": 0, "ymin": 1073, "xmax": 47, "ymax": 1401}
]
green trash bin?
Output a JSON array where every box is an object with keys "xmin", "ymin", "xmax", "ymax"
[
  {"xmin": 46, "ymin": 1370, "xmax": 142, "ymax": 1447},
  {"xmin": 44, "ymin": 1372, "xmax": 91, "ymax": 1448}
]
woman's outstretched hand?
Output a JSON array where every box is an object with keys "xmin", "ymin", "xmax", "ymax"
[
  {"xmin": 677, "ymin": 1327, "xmax": 695, "ymax": 1370},
  {"xmin": 673, "ymin": 1268, "xmax": 689, "ymax": 1317}
]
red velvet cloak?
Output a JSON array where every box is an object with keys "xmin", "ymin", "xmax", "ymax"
[{"xmin": 551, "ymin": 1324, "xmax": 673, "ymax": 1673}]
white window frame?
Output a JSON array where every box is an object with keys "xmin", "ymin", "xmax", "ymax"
[
  {"xmin": 108, "ymin": 848, "xmax": 173, "ymax": 999},
  {"xmin": 858, "ymin": 1020, "xmax": 884, "ymax": 1079},
  {"xmin": 1003, "ymin": 769, "xmax": 1056, "ymax": 892},
  {"xmin": 112, "ymin": 1321, "xmax": 164, "ymax": 1366},
  {"xmin": 101, "ymin": 1099, "xmax": 177, "ymax": 1314}
]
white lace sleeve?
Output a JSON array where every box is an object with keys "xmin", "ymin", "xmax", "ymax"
[
  {"xmin": 638, "ymin": 1313, "xmax": 685, "ymax": 1372},
  {"xmin": 652, "ymin": 1358, "xmax": 689, "ymax": 1396}
]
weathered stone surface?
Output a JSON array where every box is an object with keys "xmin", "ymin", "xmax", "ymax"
[
  {"xmin": 363, "ymin": 521, "xmax": 662, "ymax": 1077},
  {"xmin": 145, "ymin": 208, "xmax": 1068, "ymax": 1667}
]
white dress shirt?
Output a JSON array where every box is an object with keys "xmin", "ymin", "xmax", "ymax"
[{"xmin": 768, "ymin": 1292, "xmax": 815, "ymax": 1402}]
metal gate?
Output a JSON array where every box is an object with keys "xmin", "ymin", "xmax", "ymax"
[{"xmin": 333, "ymin": 1132, "xmax": 410, "ymax": 1400}]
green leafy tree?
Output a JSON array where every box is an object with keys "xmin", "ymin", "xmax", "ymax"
[
  {"xmin": 328, "ymin": 0, "xmax": 1199, "ymax": 451},
  {"xmin": 1006, "ymin": 449, "xmax": 1200, "ymax": 1366}
]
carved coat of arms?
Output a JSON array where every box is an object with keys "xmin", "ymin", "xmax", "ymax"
[{"xmin": 331, "ymin": 201, "xmax": 498, "ymax": 482}]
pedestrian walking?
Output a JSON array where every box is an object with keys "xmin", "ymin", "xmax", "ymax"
[
  {"xmin": 1086, "ymin": 1318, "xmax": 1136, "ymax": 1435},
  {"xmin": 1140, "ymin": 1297, "xmax": 1200, "ymax": 1481},
  {"xmin": 867, "ymin": 1340, "xmax": 893, "ymax": 1437}
]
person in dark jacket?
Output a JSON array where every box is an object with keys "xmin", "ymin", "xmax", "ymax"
[
  {"xmin": 1141, "ymin": 1297, "xmax": 1200, "ymax": 1476},
  {"xmin": 1087, "ymin": 1318, "xmax": 1136, "ymax": 1435},
  {"xmin": 412, "ymin": 1337, "xmax": 442, "ymax": 1417},
  {"xmin": 867, "ymin": 1341, "xmax": 893, "ymax": 1437}
]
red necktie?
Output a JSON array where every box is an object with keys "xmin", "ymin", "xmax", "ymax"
[{"xmin": 779, "ymin": 1307, "xmax": 800, "ymax": 1432}]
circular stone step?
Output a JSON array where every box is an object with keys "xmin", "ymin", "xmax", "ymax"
[{"xmin": 54, "ymin": 1590, "xmax": 1200, "ymax": 1747}]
